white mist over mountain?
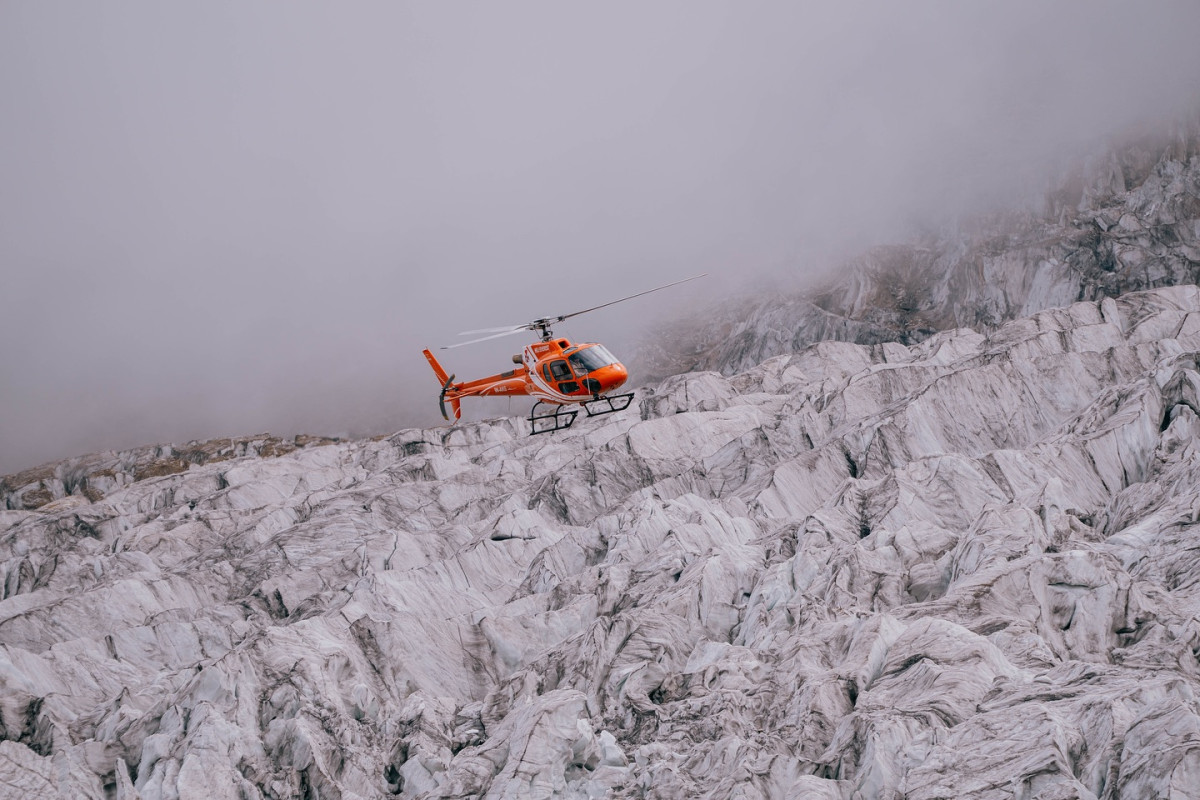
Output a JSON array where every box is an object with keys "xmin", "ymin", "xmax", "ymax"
[{"xmin": 3, "ymin": 1, "xmax": 1200, "ymax": 473}]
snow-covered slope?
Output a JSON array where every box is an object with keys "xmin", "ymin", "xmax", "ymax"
[{"xmin": 4, "ymin": 286, "xmax": 1200, "ymax": 798}]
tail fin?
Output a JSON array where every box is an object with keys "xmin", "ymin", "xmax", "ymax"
[
  {"xmin": 423, "ymin": 349, "xmax": 450, "ymax": 385},
  {"xmin": 422, "ymin": 349, "xmax": 462, "ymax": 422}
]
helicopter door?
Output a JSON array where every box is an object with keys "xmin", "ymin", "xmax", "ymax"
[{"xmin": 547, "ymin": 359, "xmax": 580, "ymax": 395}]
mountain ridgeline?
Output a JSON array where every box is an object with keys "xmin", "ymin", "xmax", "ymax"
[{"xmin": 642, "ymin": 118, "xmax": 1200, "ymax": 381}]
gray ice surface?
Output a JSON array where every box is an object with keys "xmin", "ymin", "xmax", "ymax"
[{"xmin": 5, "ymin": 287, "xmax": 1200, "ymax": 798}]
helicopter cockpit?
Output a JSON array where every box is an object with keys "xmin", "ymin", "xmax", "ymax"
[
  {"xmin": 539, "ymin": 345, "xmax": 621, "ymax": 396},
  {"xmin": 567, "ymin": 344, "xmax": 618, "ymax": 376}
]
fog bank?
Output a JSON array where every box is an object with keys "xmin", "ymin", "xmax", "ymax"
[{"xmin": 3, "ymin": 1, "xmax": 1200, "ymax": 473}]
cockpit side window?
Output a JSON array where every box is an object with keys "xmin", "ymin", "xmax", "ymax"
[{"xmin": 548, "ymin": 360, "xmax": 572, "ymax": 381}]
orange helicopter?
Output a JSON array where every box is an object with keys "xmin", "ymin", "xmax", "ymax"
[{"xmin": 422, "ymin": 274, "xmax": 704, "ymax": 434}]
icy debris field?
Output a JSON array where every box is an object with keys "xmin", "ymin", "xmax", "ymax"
[{"xmin": 5, "ymin": 288, "xmax": 1200, "ymax": 798}]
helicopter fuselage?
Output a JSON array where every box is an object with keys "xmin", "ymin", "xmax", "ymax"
[
  {"xmin": 421, "ymin": 273, "xmax": 702, "ymax": 433},
  {"xmin": 422, "ymin": 338, "xmax": 629, "ymax": 423}
]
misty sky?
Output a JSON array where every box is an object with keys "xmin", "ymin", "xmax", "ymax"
[{"xmin": 3, "ymin": 2, "xmax": 1200, "ymax": 474}]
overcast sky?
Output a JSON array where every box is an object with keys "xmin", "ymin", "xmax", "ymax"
[{"xmin": 3, "ymin": 2, "xmax": 1200, "ymax": 474}]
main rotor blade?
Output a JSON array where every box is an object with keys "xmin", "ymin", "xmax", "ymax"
[
  {"xmin": 456, "ymin": 325, "xmax": 528, "ymax": 336},
  {"xmin": 441, "ymin": 328, "xmax": 530, "ymax": 349},
  {"xmin": 550, "ymin": 273, "xmax": 707, "ymax": 325},
  {"xmin": 441, "ymin": 274, "xmax": 706, "ymax": 349}
]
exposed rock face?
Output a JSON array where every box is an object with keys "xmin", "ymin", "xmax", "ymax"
[
  {"xmin": 3, "ymin": 287, "xmax": 1200, "ymax": 798},
  {"xmin": 642, "ymin": 127, "xmax": 1200, "ymax": 380}
]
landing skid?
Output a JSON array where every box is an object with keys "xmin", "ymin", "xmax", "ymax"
[
  {"xmin": 529, "ymin": 401, "xmax": 578, "ymax": 435},
  {"xmin": 582, "ymin": 392, "xmax": 634, "ymax": 417},
  {"xmin": 528, "ymin": 392, "xmax": 635, "ymax": 435}
]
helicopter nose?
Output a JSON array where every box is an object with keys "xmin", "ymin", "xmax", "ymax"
[{"xmin": 593, "ymin": 363, "xmax": 628, "ymax": 392}]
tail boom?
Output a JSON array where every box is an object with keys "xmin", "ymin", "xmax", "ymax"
[{"xmin": 422, "ymin": 349, "xmax": 528, "ymax": 422}]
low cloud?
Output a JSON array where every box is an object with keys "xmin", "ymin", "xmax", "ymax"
[{"xmin": 3, "ymin": 1, "xmax": 1199, "ymax": 472}]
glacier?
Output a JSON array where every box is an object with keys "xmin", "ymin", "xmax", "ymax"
[{"xmin": 5, "ymin": 286, "xmax": 1200, "ymax": 798}]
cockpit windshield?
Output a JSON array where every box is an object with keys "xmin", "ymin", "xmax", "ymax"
[{"xmin": 568, "ymin": 345, "xmax": 617, "ymax": 377}]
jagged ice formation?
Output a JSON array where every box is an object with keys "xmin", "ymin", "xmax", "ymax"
[{"xmin": 4, "ymin": 286, "xmax": 1200, "ymax": 798}]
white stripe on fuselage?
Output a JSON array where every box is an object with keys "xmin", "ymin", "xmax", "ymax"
[{"xmin": 525, "ymin": 348, "xmax": 578, "ymax": 405}]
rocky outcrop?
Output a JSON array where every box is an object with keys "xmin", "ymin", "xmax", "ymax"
[
  {"xmin": 3, "ymin": 287, "xmax": 1200, "ymax": 798},
  {"xmin": 642, "ymin": 124, "xmax": 1200, "ymax": 380}
]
